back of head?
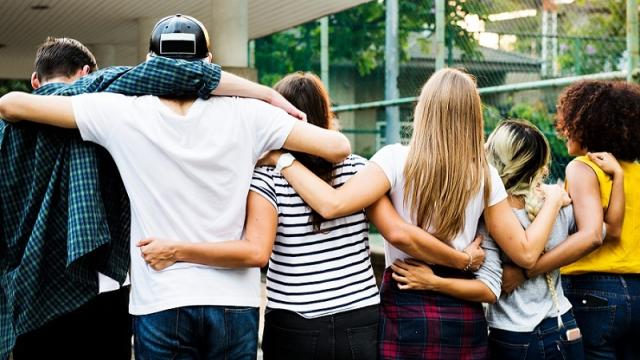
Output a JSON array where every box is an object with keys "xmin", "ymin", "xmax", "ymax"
[
  {"xmin": 486, "ymin": 120, "xmax": 551, "ymax": 220},
  {"xmin": 274, "ymin": 72, "xmax": 334, "ymax": 231},
  {"xmin": 149, "ymin": 14, "xmax": 210, "ymax": 60},
  {"xmin": 556, "ymin": 80, "xmax": 640, "ymax": 162},
  {"xmin": 403, "ymin": 68, "xmax": 487, "ymax": 242},
  {"xmin": 34, "ymin": 37, "xmax": 97, "ymax": 82}
]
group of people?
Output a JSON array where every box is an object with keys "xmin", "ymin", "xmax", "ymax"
[{"xmin": 1, "ymin": 13, "xmax": 639, "ymax": 360}]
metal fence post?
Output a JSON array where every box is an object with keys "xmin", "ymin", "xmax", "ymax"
[
  {"xmin": 627, "ymin": 0, "xmax": 639, "ymax": 82},
  {"xmin": 385, "ymin": 0, "xmax": 401, "ymax": 144},
  {"xmin": 435, "ymin": 0, "xmax": 445, "ymax": 70},
  {"xmin": 320, "ymin": 17, "xmax": 330, "ymax": 92}
]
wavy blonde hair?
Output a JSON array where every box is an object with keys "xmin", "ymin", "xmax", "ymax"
[
  {"xmin": 485, "ymin": 120, "xmax": 551, "ymax": 220},
  {"xmin": 403, "ymin": 68, "xmax": 489, "ymax": 242}
]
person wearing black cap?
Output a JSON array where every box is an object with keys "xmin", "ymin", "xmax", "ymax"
[
  {"xmin": 5, "ymin": 24, "xmax": 306, "ymax": 360},
  {"xmin": 0, "ymin": 14, "xmax": 351, "ymax": 360}
]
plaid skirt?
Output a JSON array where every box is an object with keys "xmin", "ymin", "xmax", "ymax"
[{"xmin": 379, "ymin": 267, "xmax": 488, "ymax": 360}]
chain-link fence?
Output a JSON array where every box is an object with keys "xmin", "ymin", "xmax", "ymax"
[{"xmin": 254, "ymin": 0, "xmax": 636, "ymax": 181}]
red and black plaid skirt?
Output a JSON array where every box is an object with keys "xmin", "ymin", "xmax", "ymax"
[{"xmin": 378, "ymin": 267, "xmax": 488, "ymax": 360}]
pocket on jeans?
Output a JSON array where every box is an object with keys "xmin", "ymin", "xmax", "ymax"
[
  {"xmin": 262, "ymin": 322, "xmax": 319, "ymax": 360},
  {"xmin": 565, "ymin": 293, "xmax": 616, "ymax": 348},
  {"xmin": 558, "ymin": 337, "xmax": 585, "ymax": 360},
  {"xmin": 488, "ymin": 337, "xmax": 528, "ymax": 360},
  {"xmin": 347, "ymin": 323, "xmax": 378, "ymax": 360}
]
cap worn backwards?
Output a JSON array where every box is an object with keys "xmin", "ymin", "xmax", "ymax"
[{"xmin": 149, "ymin": 14, "xmax": 210, "ymax": 60}]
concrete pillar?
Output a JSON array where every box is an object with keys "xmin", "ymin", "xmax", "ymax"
[
  {"xmin": 208, "ymin": 0, "xmax": 248, "ymax": 67},
  {"xmin": 89, "ymin": 44, "xmax": 117, "ymax": 68},
  {"xmin": 205, "ymin": 0, "xmax": 256, "ymax": 80},
  {"xmin": 137, "ymin": 17, "xmax": 159, "ymax": 62}
]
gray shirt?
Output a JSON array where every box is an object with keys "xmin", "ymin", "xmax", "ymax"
[{"xmin": 480, "ymin": 205, "xmax": 575, "ymax": 332}]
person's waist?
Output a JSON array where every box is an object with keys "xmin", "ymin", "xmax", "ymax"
[
  {"xmin": 564, "ymin": 272, "xmax": 640, "ymax": 281},
  {"xmin": 563, "ymin": 272, "xmax": 640, "ymax": 294},
  {"xmin": 490, "ymin": 310, "xmax": 574, "ymax": 337}
]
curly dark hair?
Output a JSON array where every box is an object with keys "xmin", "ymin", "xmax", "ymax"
[{"xmin": 556, "ymin": 80, "xmax": 640, "ymax": 161}]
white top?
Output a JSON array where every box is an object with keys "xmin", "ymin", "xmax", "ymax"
[
  {"xmin": 486, "ymin": 206, "xmax": 574, "ymax": 332},
  {"xmin": 72, "ymin": 93, "xmax": 296, "ymax": 315},
  {"xmin": 250, "ymin": 155, "xmax": 379, "ymax": 318},
  {"xmin": 369, "ymin": 144, "xmax": 508, "ymax": 266}
]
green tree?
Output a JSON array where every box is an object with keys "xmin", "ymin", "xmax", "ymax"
[
  {"xmin": 556, "ymin": 0, "xmax": 627, "ymax": 75},
  {"xmin": 255, "ymin": 0, "xmax": 490, "ymax": 86}
]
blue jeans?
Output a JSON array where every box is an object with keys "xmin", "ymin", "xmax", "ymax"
[
  {"xmin": 134, "ymin": 306, "xmax": 258, "ymax": 360},
  {"xmin": 489, "ymin": 311, "xmax": 584, "ymax": 360},
  {"xmin": 562, "ymin": 274, "xmax": 640, "ymax": 360}
]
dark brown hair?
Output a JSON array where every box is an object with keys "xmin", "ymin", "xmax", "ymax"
[
  {"xmin": 556, "ymin": 80, "xmax": 640, "ymax": 161},
  {"xmin": 34, "ymin": 37, "xmax": 97, "ymax": 82},
  {"xmin": 274, "ymin": 72, "xmax": 335, "ymax": 231}
]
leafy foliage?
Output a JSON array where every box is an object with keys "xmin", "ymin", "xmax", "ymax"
[
  {"xmin": 556, "ymin": 0, "xmax": 627, "ymax": 75},
  {"xmin": 0, "ymin": 79, "xmax": 30, "ymax": 96},
  {"xmin": 255, "ymin": 0, "xmax": 489, "ymax": 86}
]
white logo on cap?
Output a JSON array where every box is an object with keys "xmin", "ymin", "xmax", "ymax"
[{"xmin": 160, "ymin": 33, "xmax": 197, "ymax": 55}]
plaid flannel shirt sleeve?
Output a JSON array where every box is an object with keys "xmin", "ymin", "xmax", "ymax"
[{"xmin": 51, "ymin": 56, "xmax": 221, "ymax": 97}]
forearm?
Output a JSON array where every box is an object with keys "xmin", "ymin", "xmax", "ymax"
[
  {"xmin": 604, "ymin": 172, "xmax": 624, "ymax": 241},
  {"xmin": 527, "ymin": 229, "xmax": 601, "ymax": 277},
  {"xmin": 213, "ymin": 71, "xmax": 273, "ymax": 100},
  {"xmin": 281, "ymin": 161, "xmax": 352, "ymax": 218},
  {"xmin": 395, "ymin": 224, "xmax": 468, "ymax": 269},
  {"xmin": 283, "ymin": 122, "xmax": 351, "ymax": 163},
  {"xmin": 175, "ymin": 240, "xmax": 268, "ymax": 268},
  {"xmin": 0, "ymin": 92, "xmax": 76, "ymax": 128},
  {"xmin": 281, "ymin": 161, "xmax": 388, "ymax": 219},
  {"xmin": 431, "ymin": 277, "xmax": 497, "ymax": 303},
  {"xmin": 519, "ymin": 200, "xmax": 562, "ymax": 266},
  {"xmin": 367, "ymin": 196, "xmax": 468, "ymax": 269}
]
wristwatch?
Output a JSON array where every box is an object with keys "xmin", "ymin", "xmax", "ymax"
[{"xmin": 274, "ymin": 153, "xmax": 296, "ymax": 174}]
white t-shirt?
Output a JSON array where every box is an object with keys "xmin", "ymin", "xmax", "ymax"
[
  {"xmin": 72, "ymin": 93, "xmax": 296, "ymax": 315},
  {"xmin": 370, "ymin": 144, "xmax": 508, "ymax": 266}
]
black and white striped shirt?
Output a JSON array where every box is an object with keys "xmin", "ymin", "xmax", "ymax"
[{"xmin": 250, "ymin": 155, "xmax": 379, "ymax": 318}]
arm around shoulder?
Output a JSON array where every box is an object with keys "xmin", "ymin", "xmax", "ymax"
[
  {"xmin": 283, "ymin": 121, "xmax": 351, "ymax": 163},
  {"xmin": 0, "ymin": 92, "xmax": 76, "ymax": 128}
]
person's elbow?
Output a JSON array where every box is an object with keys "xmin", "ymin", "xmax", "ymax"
[
  {"xmin": 325, "ymin": 133, "xmax": 351, "ymax": 163},
  {"xmin": 483, "ymin": 291, "xmax": 498, "ymax": 304},
  {"xmin": 514, "ymin": 253, "xmax": 537, "ymax": 270},
  {"xmin": 383, "ymin": 225, "xmax": 411, "ymax": 249},
  {"xmin": 244, "ymin": 244, "xmax": 271, "ymax": 268},
  {"xmin": 590, "ymin": 227, "xmax": 606, "ymax": 247},
  {"xmin": 317, "ymin": 199, "xmax": 346, "ymax": 220},
  {"xmin": 0, "ymin": 92, "xmax": 22, "ymax": 123}
]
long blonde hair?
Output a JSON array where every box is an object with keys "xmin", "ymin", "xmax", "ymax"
[
  {"xmin": 485, "ymin": 120, "xmax": 551, "ymax": 220},
  {"xmin": 403, "ymin": 68, "xmax": 489, "ymax": 242}
]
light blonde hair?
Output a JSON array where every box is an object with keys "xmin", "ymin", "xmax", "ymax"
[
  {"xmin": 485, "ymin": 120, "xmax": 551, "ymax": 220},
  {"xmin": 403, "ymin": 68, "xmax": 489, "ymax": 242}
]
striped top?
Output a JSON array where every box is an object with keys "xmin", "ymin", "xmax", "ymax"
[{"xmin": 250, "ymin": 155, "xmax": 379, "ymax": 318}]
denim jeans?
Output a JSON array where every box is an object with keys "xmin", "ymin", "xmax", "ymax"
[
  {"xmin": 134, "ymin": 305, "xmax": 258, "ymax": 360},
  {"xmin": 261, "ymin": 305, "xmax": 379, "ymax": 360},
  {"xmin": 562, "ymin": 274, "xmax": 640, "ymax": 360},
  {"xmin": 489, "ymin": 311, "xmax": 584, "ymax": 360}
]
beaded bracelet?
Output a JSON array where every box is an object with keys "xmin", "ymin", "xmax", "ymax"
[{"xmin": 462, "ymin": 249, "xmax": 474, "ymax": 272}]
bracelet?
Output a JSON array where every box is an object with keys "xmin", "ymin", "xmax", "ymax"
[{"xmin": 463, "ymin": 249, "xmax": 473, "ymax": 272}]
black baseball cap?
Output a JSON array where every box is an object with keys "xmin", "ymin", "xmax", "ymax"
[{"xmin": 149, "ymin": 14, "xmax": 210, "ymax": 60}]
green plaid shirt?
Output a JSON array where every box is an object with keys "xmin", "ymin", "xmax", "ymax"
[{"xmin": 0, "ymin": 57, "xmax": 221, "ymax": 358}]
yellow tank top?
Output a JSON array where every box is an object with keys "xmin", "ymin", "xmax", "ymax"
[{"xmin": 562, "ymin": 156, "xmax": 640, "ymax": 275}]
